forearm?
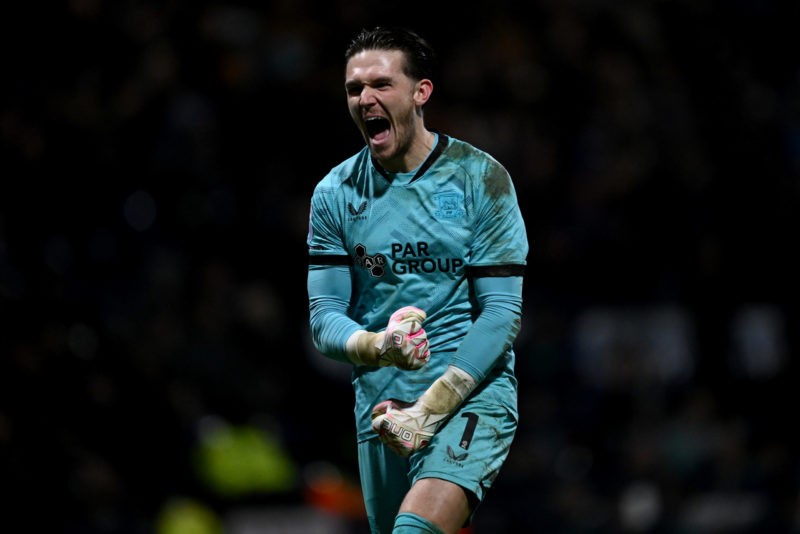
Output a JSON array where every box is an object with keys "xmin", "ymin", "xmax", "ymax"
[
  {"xmin": 308, "ymin": 266, "xmax": 430, "ymax": 368},
  {"xmin": 450, "ymin": 276, "xmax": 524, "ymax": 382},
  {"xmin": 308, "ymin": 265, "xmax": 361, "ymax": 362}
]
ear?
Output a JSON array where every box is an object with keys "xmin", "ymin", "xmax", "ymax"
[{"xmin": 414, "ymin": 79, "xmax": 433, "ymax": 107}]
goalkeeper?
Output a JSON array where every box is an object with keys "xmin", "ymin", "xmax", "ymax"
[{"xmin": 307, "ymin": 26, "xmax": 528, "ymax": 534}]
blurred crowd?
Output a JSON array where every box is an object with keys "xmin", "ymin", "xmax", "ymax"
[{"xmin": 2, "ymin": 0, "xmax": 799, "ymax": 532}]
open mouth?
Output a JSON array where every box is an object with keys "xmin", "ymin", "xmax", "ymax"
[{"xmin": 364, "ymin": 116, "xmax": 390, "ymax": 139}]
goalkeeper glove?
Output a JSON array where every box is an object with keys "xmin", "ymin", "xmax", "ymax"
[
  {"xmin": 345, "ymin": 306, "xmax": 430, "ymax": 369},
  {"xmin": 370, "ymin": 365, "xmax": 476, "ymax": 457}
]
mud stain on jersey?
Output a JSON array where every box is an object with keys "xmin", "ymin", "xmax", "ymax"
[{"xmin": 484, "ymin": 164, "xmax": 511, "ymax": 199}]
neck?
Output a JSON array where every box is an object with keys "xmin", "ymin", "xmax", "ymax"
[{"xmin": 382, "ymin": 129, "xmax": 436, "ymax": 173}]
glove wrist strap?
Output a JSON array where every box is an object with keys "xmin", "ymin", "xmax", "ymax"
[
  {"xmin": 346, "ymin": 330, "xmax": 381, "ymax": 366},
  {"xmin": 420, "ymin": 365, "xmax": 477, "ymax": 414}
]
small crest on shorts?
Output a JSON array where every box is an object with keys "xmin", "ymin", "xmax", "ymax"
[{"xmin": 447, "ymin": 445, "xmax": 468, "ymax": 461}]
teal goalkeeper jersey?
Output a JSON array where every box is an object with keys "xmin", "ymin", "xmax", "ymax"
[{"xmin": 308, "ymin": 134, "xmax": 528, "ymax": 441}]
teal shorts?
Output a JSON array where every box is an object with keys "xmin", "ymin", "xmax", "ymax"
[{"xmin": 357, "ymin": 393, "xmax": 518, "ymax": 533}]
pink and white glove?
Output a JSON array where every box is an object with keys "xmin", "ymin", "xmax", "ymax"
[
  {"xmin": 371, "ymin": 366, "xmax": 477, "ymax": 457},
  {"xmin": 370, "ymin": 399, "xmax": 447, "ymax": 457},
  {"xmin": 346, "ymin": 306, "xmax": 430, "ymax": 369}
]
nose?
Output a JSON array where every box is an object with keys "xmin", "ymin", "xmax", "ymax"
[{"xmin": 359, "ymin": 86, "xmax": 377, "ymax": 106}]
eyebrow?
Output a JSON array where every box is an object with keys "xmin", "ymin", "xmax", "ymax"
[{"xmin": 345, "ymin": 75, "xmax": 394, "ymax": 87}]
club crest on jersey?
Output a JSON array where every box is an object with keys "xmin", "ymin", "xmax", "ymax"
[
  {"xmin": 347, "ymin": 201, "xmax": 367, "ymax": 221},
  {"xmin": 433, "ymin": 191, "xmax": 465, "ymax": 219}
]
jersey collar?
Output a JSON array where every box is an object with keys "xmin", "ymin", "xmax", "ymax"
[{"xmin": 372, "ymin": 133, "xmax": 450, "ymax": 183}]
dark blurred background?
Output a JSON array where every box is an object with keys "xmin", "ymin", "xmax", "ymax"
[{"xmin": 2, "ymin": 1, "xmax": 799, "ymax": 532}]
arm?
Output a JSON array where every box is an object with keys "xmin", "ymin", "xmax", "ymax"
[
  {"xmin": 451, "ymin": 274, "xmax": 524, "ymax": 381},
  {"xmin": 308, "ymin": 262, "xmax": 431, "ymax": 368},
  {"xmin": 371, "ymin": 274, "xmax": 524, "ymax": 456},
  {"xmin": 308, "ymin": 263, "xmax": 361, "ymax": 362}
]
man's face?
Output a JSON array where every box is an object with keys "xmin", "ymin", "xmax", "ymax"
[{"xmin": 345, "ymin": 49, "xmax": 423, "ymax": 169}]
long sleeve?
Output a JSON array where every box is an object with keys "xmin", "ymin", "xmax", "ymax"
[
  {"xmin": 307, "ymin": 264, "xmax": 362, "ymax": 362},
  {"xmin": 450, "ymin": 275, "xmax": 524, "ymax": 382}
]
